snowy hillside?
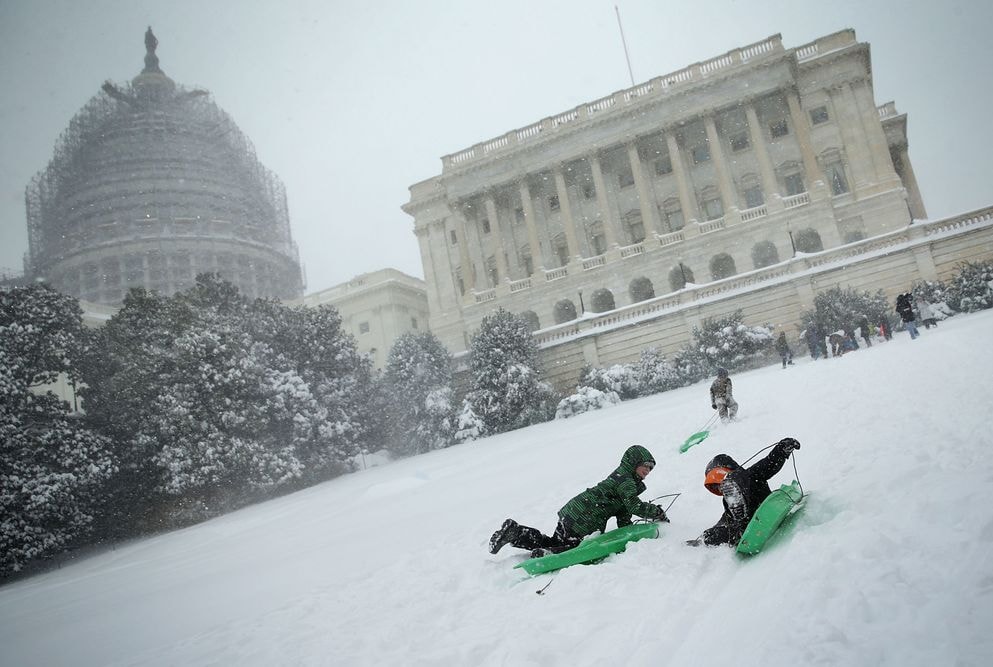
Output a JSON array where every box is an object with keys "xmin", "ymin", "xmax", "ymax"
[{"xmin": 2, "ymin": 311, "xmax": 993, "ymax": 667}]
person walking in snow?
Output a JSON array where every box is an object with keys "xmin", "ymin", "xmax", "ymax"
[
  {"xmin": 488, "ymin": 445, "xmax": 668, "ymax": 558},
  {"xmin": 915, "ymin": 295, "xmax": 938, "ymax": 329},
  {"xmin": 858, "ymin": 318, "xmax": 873, "ymax": 348},
  {"xmin": 775, "ymin": 332, "xmax": 794, "ymax": 368},
  {"xmin": 895, "ymin": 293, "xmax": 919, "ymax": 339},
  {"xmin": 710, "ymin": 367, "xmax": 738, "ymax": 422},
  {"xmin": 803, "ymin": 327, "xmax": 821, "ymax": 360},
  {"xmin": 686, "ymin": 437, "xmax": 801, "ymax": 547}
]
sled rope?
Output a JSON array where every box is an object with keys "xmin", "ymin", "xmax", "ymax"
[{"xmin": 741, "ymin": 444, "xmax": 805, "ymax": 500}]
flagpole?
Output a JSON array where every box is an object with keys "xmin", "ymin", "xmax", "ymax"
[{"xmin": 615, "ymin": 5, "xmax": 635, "ymax": 86}]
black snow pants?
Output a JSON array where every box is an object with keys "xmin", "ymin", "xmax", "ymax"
[{"xmin": 510, "ymin": 517, "xmax": 584, "ymax": 554}]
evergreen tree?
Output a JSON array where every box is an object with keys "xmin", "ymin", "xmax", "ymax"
[
  {"xmin": 800, "ymin": 286, "xmax": 889, "ymax": 336},
  {"xmin": 635, "ymin": 347, "xmax": 682, "ymax": 395},
  {"xmin": 689, "ymin": 310, "xmax": 774, "ymax": 371},
  {"xmin": 945, "ymin": 260, "xmax": 993, "ymax": 313},
  {"xmin": 380, "ymin": 331, "xmax": 454, "ymax": 457},
  {"xmin": 0, "ymin": 285, "xmax": 116, "ymax": 577},
  {"xmin": 465, "ymin": 309, "xmax": 555, "ymax": 435}
]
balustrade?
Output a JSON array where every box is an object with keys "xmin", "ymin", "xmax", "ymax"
[
  {"xmin": 739, "ymin": 205, "xmax": 768, "ymax": 222},
  {"xmin": 783, "ymin": 192, "xmax": 810, "ymax": 209},
  {"xmin": 619, "ymin": 242, "xmax": 645, "ymax": 258}
]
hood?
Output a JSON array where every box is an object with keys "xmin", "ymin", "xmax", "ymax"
[
  {"xmin": 619, "ymin": 445, "xmax": 655, "ymax": 476},
  {"xmin": 705, "ymin": 453, "xmax": 739, "ymax": 474}
]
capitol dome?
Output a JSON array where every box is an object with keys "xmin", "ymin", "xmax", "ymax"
[{"xmin": 25, "ymin": 28, "xmax": 303, "ymax": 304}]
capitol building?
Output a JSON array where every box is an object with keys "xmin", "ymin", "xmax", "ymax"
[{"xmin": 24, "ymin": 28, "xmax": 303, "ymax": 304}]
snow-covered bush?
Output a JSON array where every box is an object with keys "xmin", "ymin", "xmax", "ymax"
[
  {"xmin": 1, "ymin": 285, "xmax": 116, "ymax": 577},
  {"xmin": 578, "ymin": 363, "xmax": 641, "ymax": 400},
  {"xmin": 800, "ymin": 286, "xmax": 891, "ymax": 341},
  {"xmin": 464, "ymin": 309, "xmax": 555, "ymax": 436},
  {"xmin": 555, "ymin": 386, "xmax": 620, "ymax": 419},
  {"xmin": 945, "ymin": 260, "xmax": 993, "ymax": 313},
  {"xmin": 452, "ymin": 400, "xmax": 485, "ymax": 443}
]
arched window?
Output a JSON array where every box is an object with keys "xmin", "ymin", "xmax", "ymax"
[
  {"xmin": 553, "ymin": 299, "xmax": 578, "ymax": 324},
  {"xmin": 794, "ymin": 228, "xmax": 824, "ymax": 253},
  {"xmin": 520, "ymin": 310, "xmax": 541, "ymax": 332},
  {"xmin": 629, "ymin": 276, "xmax": 655, "ymax": 302},
  {"xmin": 751, "ymin": 241, "xmax": 780, "ymax": 269},
  {"xmin": 668, "ymin": 263, "xmax": 695, "ymax": 291},
  {"xmin": 590, "ymin": 288, "xmax": 616, "ymax": 313},
  {"xmin": 710, "ymin": 253, "xmax": 737, "ymax": 280}
]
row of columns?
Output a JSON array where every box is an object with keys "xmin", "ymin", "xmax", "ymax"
[{"xmin": 446, "ymin": 84, "xmax": 890, "ymax": 296}]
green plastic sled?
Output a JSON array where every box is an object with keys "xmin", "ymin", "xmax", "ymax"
[
  {"xmin": 736, "ymin": 481, "xmax": 805, "ymax": 556},
  {"xmin": 679, "ymin": 430, "xmax": 711, "ymax": 453},
  {"xmin": 514, "ymin": 522, "xmax": 661, "ymax": 576}
]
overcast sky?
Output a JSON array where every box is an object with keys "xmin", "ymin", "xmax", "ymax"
[{"xmin": 1, "ymin": 0, "xmax": 991, "ymax": 293}]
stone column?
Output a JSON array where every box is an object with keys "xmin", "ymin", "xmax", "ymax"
[
  {"xmin": 744, "ymin": 103, "xmax": 784, "ymax": 212},
  {"xmin": 785, "ymin": 89, "xmax": 827, "ymax": 195},
  {"xmin": 665, "ymin": 131, "xmax": 701, "ymax": 236},
  {"xmin": 627, "ymin": 142, "xmax": 662, "ymax": 236},
  {"xmin": 587, "ymin": 153, "xmax": 620, "ymax": 250},
  {"xmin": 417, "ymin": 221, "xmax": 446, "ymax": 314},
  {"xmin": 452, "ymin": 205, "xmax": 478, "ymax": 294},
  {"xmin": 483, "ymin": 194, "xmax": 509, "ymax": 283},
  {"xmin": 898, "ymin": 146, "xmax": 927, "ymax": 219},
  {"xmin": 553, "ymin": 166, "xmax": 581, "ymax": 261},
  {"xmin": 703, "ymin": 114, "xmax": 740, "ymax": 225},
  {"xmin": 517, "ymin": 178, "xmax": 545, "ymax": 274},
  {"xmin": 851, "ymin": 80, "xmax": 904, "ymax": 191}
]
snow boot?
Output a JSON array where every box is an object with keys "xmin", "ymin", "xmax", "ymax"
[{"xmin": 489, "ymin": 519, "xmax": 521, "ymax": 554}]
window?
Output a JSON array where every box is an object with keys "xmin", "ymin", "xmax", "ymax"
[
  {"xmin": 703, "ymin": 197, "xmax": 724, "ymax": 220},
  {"xmin": 624, "ymin": 212, "xmax": 645, "ymax": 244},
  {"xmin": 449, "ymin": 229, "xmax": 458, "ymax": 245},
  {"xmin": 654, "ymin": 155, "xmax": 672, "ymax": 175},
  {"xmin": 729, "ymin": 132, "xmax": 750, "ymax": 152},
  {"xmin": 662, "ymin": 200, "xmax": 684, "ymax": 232},
  {"xmin": 785, "ymin": 173, "xmax": 806, "ymax": 196},
  {"xmin": 769, "ymin": 119, "xmax": 789, "ymax": 138},
  {"xmin": 744, "ymin": 186, "xmax": 764, "ymax": 209},
  {"xmin": 618, "ymin": 167, "xmax": 635, "ymax": 188},
  {"xmin": 481, "ymin": 218, "xmax": 491, "ymax": 234},
  {"xmin": 554, "ymin": 241, "xmax": 569, "ymax": 267},
  {"xmin": 522, "ymin": 254, "xmax": 534, "ymax": 275},
  {"xmin": 825, "ymin": 161, "xmax": 850, "ymax": 195},
  {"xmin": 548, "ymin": 194, "xmax": 560, "ymax": 211},
  {"xmin": 359, "ymin": 321, "xmax": 370, "ymax": 334},
  {"xmin": 691, "ymin": 143, "xmax": 711, "ymax": 164},
  {"xmin": 582, "ymin": 183, "xmax": 596, "ymax": 199},
  {"xmin": 809, "ymin": 106, "xmax": 829, "ymax": 125},
  {"xmin": 591, "ymin": 231, "xmax": 606, "ymax": 256}
]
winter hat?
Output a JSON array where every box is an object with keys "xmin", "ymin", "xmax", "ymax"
[
  {"xmin": 704, "ymin": 453, "xmax": 739, "ymax": 495},
  {"xmin": 716, "ymin": 367, "xmax": 729, "ymax": 378}
]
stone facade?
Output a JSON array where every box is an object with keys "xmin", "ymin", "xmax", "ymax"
[
  {"xmin": 404, "ymin": 30, "xmax": 927, "ymax": 355},
  {"xmin": 301, "ymin": 269, "xmax": 429, "ymax": 370}
]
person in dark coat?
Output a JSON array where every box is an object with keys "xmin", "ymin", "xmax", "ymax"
[
  {"xmin": 488, "ymin": 445, "xmax": 668, "ymax": 558},
  {"xmin": 858, "ymin": 318, "xmax": 873, "ymax": 347},
  {"xmin": 686, "ymin": 437, "xmax": 801, "ymax": 547},
  {"xmin": 803, "ymin": 327, "xmax": 821, "ymax": 360},
  {"xmin": 895, "ymin": 293, "xmax": 920, "ymax": 339},
  {"xmin": 775, "ymin": 332, "xmax": 794, "ymax": 368},
  {"xmin": 710, "ymin": 367, "xmax": 738, "ymax": 422}
]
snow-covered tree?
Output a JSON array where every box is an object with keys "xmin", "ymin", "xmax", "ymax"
[
  {"xmin": 380, "ymin": 331, "xmax": 454, "ymax": 457},
  {"xmin": 635, "ymin": 347, "xmax": 682, "ymax": 395},
  {"xmin": 0, "ymin": 285, "xmax": 116, "ymax": 577},
  {"xmin": 800, "ymin": 286, "xmax": 890, "ymax": 337},
  {"xmin": 82, "ymin": 275, "xmax": 372, "ymax": 529},
  {"xmin": 464, "ymin": 309, "xmax": 555, "ymax": 435},
  {"xmin": 452, "ymin": 400, "xmax": 485, "ymax": 444},
  {"xmin": 945, "ymin": 260, "xmax": 993, "ymax": 313},
  {"xmin": 689, "ymin": 311, "xmax": 774, "ymax": 371}
]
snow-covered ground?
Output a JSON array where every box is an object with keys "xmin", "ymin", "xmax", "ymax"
[{"xmin": 2, "ymin": 311, "xmax": 992, "ymax": 667}]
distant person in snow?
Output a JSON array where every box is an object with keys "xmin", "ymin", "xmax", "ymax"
[
  {"xmin": 710, "ymin": 367, "xmax": 738, "ymax": 422},
  {"xmin": 775, "ymin": 332, "xmax": 794, "ymax": 368},
  {"xmin": 686, "ymin": 438, "xmax": 801, "ymax": 547},
  {"xmin": 803, "ymin": 327, "xmax": 821, "ymax": 360},
  {"xmin": 915, "ymin": 295, "xmax": 938, "ymax": 329},
  {"xmin": 488, "ymin": 445, "xmax": 668, "ymax": 558},
  {"xmin": 858, "ymin": 318, "xmax": 873, "ymax": 348},
  {"xmin": 895, "ymin": 293, "xmax": 920, "ymax": 339}
]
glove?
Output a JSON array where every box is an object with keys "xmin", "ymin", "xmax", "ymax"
[
  {"xmin": 711, "ymin": 403, "xmax": 717, "ymax": 410},
  {"xmin": 777, "ymin": 437, "xmax": 801, "ymax": 453},
  {"xmin": 685, "ymin": 538, "xmax": 703, "ymax": 547},
  {"xmin": 654, "ymin": 505, "xmax": 670, "ymax": 523}
]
